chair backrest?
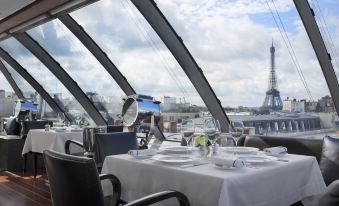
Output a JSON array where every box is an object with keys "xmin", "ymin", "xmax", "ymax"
[
  {"xmin": 107, "ymin": 125, "xmax": 124, "ymax": 133},
  {"xmin": 243, "ymin": 135, "xmax": 323, "ymax": 162},
  {"xmin": 94, "ymin": 132, "xmax": 138, "ymax": 165},
  {"xmin": 22, "ymin": 120, "xmax": 53, "ymax": 138},
  {"xmin": 4, "ymin": 117, "xmax": 20, "ymax": 135},
  {"xmin": 43, "ymin": 150, "xmax": 105, "ymax": 206},
  {"xmin": 320, "ymin": 136, "xmax": 339, "ymax": 185}
]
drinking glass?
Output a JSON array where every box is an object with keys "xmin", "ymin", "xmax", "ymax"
[
  {"xmin": 229, "ymin": 121, "xmax": 244, "ymax": 154},
  {"xmin": 180, "ymin": 120, "xmax": 195, "ymax": 154},
  {"xmin": 204, "ymin": 118, "xmax": 221, "ymax": 151},
  {"xmin": 57, "ymin": 113, "xmax": 65, "ymax": 126}
]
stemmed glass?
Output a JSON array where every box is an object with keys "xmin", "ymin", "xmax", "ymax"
[
  {"xmin": 57, "ymin": 113, "xmax": 65, "ymax": 126},
  {"xmin": 204, "ymin": 118, "xmax": 221, "ymax": 153},
  {"xmin": 75, "ymin": 115, "xmax": 82, "ymax": 126},
  {"xmin": 180, "ymin": 120, "xmax": 195, "ymax": 155},
  {"xmin": 229, "ymin": 121, "xmax": 244, "ymax": 154}
]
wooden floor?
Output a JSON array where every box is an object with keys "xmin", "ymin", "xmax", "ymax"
[{"xmin": 0, "ymin": 171, "xmax": 52, "ymax": 206}]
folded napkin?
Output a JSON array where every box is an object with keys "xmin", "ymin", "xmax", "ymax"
[
  {"xmin": 128, "ymin": 149, "xmax": 157, "ymax": 157},
  {"xmin": 263, "ymin": 146, "xmax": 287, "ymax": 155},
  {"xmin": 210, "ymin": 156, "xmax": 246, "ymax": 168}
]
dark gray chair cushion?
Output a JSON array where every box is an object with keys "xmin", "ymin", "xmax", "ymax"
[
  {"xmin": 320, "ymin": 136, "xmax": 339, "ymax": 186},
  {"xmin": 94, "ymin": 132, "xmax": 138, "ymax": 166},
  {"xmin": 43, "ymin": 150, "xmax": 107, "ymax": 206},
  {"xmin": 243, "ymin": 135, "xmax": 323, "ymax": 162},
  {"xmin": 4, "ymin": 118, "xmax": 20, "ymax": 135}
]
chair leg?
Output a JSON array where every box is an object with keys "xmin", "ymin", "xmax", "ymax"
[
  {"xmin": 33, "ymin": 153, "xmax": 38, "ymax": 180},
  {"xmin": 23, "ymin": 153, "xmax": 27, "ymax": 175}
]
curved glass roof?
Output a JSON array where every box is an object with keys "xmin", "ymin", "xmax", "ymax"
[
  {"xmin": 27, "ymin": 19, "xmax": 125, "ymax": 122},
  {"xmin": 0, "ymin": 67, "xmax": 14, "ymax": 94},
  {"xmin": 0, "ymin": 38, "xmax": 94, "ymax": 125},
  {"xmin": 1, "ymin": 60, "xmax": 35, "ymax": 99}
]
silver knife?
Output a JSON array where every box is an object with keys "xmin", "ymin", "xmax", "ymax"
[{"xmin": 180, "ymin": 162, "xmax": 209, "ymax": 168}]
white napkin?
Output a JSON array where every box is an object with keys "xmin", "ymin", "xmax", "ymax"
[
  {"xmin": 128, "ymin": 149, "xmax": 157, "ymax": 157},
  {"xmin": 263, "ymin": 146, "xmax": 287, "ymax": 155},
  {"xmin": 210, "ymin": 156, "xmax": 246, "ymax": 168}
]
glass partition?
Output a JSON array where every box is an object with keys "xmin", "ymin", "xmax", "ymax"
[
  {"xmin": 71, "ymin": 0, "xmax": 212, "ymax": 135},
  {"xmin": 153, "ymin": 0, "xmax": 337, "ymax": 137},
  {"xmin": 27, "ymin": 20, "xmax": 125, "ymax": 123},
  {"xmin": 0, "ymin": 38, "xmax": 94, "ymax": 125}
]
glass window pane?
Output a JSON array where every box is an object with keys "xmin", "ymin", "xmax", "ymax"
[
  {"xmin": 2, "ymin": 60, "xmax": 35, "ymax": 99},
  {"xmin": 27, "ymin": 20, "xmax": 125, "ymax": 123},
  {"xmin": 154, "ymin": 0, "xmax": 336, "ymax": 136},
  {"xmin": 0, "ymin": 38, "xmax": 94, "ymax": 125},
  {"xmin": 71, "ymin": 0, "xmax": 212, "ymax": 135},
  {"xmin": 0, "ymin": 67, "xmax": 16, "ymax": 117}
]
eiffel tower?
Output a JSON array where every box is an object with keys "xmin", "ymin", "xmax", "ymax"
[{"xmin": 262, "ymin": 42, "xmax": 282, "ymax": 111}]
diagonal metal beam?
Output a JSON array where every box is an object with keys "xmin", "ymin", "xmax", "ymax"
[
  {"xmin": 132, "ymin": 0, "xmax": 230, "ymax": 131},
  {"xmin": 14, "ymin": 32, "xmax": 107, "ymax": 126},
  {"xmin": 0, "ymin": 60, "xmax": 25, "ymax": 99},
  {"xmin": 59, "ymin": 14, "xmax": 135, "ymax": 96},
  {"xmin": 0, "ymin": 47, "xmax": 69, "ymax": 120},
  {"xmin": 294, "ymin": 0, "xmax": 339, "ymax": 115}
]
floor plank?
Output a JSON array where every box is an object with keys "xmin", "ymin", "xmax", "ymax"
[{"xmin": 0, "ymin": 171, "xmax": 52, "ymax": 206}]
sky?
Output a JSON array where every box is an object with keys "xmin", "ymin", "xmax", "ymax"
[{"xmin": 0, "ymin": 0, "xmax": 339, "ymax": 109}]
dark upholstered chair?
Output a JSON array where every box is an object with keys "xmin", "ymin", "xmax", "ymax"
[
  {"xmin": 242, "ymin": 135, "xmax": 323, "ymax": 162},
  {"xmin": 320, "ymin": 136, "xmax": 339, "ymax": 186},
  {"xmin": 94, "ymin": 132, "xmax": 138, "ymax": 167},
  {"xmin": 43, "ymin": 150, "xmax": 190, "ymax": 206},
  {"xmin": 107, "ymin": 125, "xmax": 124, "ymax": 133},
  {"xmin": 4, "ymin": 117, "xmax": 20, "ymax": 136},
  {"xmin": 65, "ymin": 132, "xmax": 138, "ymax": 170}
]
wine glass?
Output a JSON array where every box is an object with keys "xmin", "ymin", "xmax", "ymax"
[
  {"xmin": 180, "ymin": 120, "xmax": 195, "ymax": 155},
  {"xmin": 204, "ymin": 118, "xmax": 220, "ymax": 154},
  {"xmin": 75, "ymin": 115, "xmax": 82, "ymax": 126},
  {"xmin": 57, "ymin": 113, "xmax": 65, "ymax": 126},
  {"xmin": 229, "ymin": 121, "xmax": 244, "ymax": 154}
]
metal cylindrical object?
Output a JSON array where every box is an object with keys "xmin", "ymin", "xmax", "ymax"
[
  {"xmin": 82, "ymin": 126, "xmax": 107, "ymax": 157},
  {"xmin": 122, "ymin": 95, "xmax": 161, "ymax": 127}
]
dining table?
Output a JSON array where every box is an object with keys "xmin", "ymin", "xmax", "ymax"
[
  {"xmin": 22, "ymin": 128, "xmax": 83, "ymax": 155},
  {"xmin": 101, "ymin": 149, "xmax": 326, "ymax": 206}
]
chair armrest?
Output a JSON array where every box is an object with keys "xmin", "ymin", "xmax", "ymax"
[
  {"xmin": 99, "ymin": 174, "xmax": 122, "ymax": 206},
  {"xmin": 124, "ymin": 190, "xmax": 190, "ymax": 206},
  {"xmin": 65, "ymin": 140, "xmax": 83, "ymax": 154}
]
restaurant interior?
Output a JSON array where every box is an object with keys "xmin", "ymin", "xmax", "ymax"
[{"xmin": 0, "ymin": 0, "xmax": 338, "ymax": 205}]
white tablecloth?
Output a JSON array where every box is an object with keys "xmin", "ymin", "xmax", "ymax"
[
  {"xmin": 101, "ymin": 154, "xmax": 326, "ymax": 206},
  {"xmin": 22, "ymin": 129, "xmax": 83, "ymax": 155}
]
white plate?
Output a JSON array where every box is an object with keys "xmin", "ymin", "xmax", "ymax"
[
  {"xmin": 152, "ymin": 155, "xmax": 195, "ymax": 164},
  {"xmin": 237, "ymin": 155, "xmax": 278, "ymax": 164},
  {"xmin": 161, "ymin": 146, "xmax": 193, "ymax": 154},
  {"xmin": 220, "ymin": 147, "xmax": 259, "ymax": 154}
]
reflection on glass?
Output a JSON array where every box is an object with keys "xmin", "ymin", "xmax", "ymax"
[
  {"xmin": 71, "ymin": 0, "xmax": 212, "ymax": 135},
  {"xmin": 27, "ymin": 19, "xmax": 125, "ymax": 123},
  {"xmin": 0, "ymin": 38, "xmax": 94, "ymax": 125}
]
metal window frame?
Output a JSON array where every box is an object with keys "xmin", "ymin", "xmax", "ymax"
[
  {"xmin": 294, "ymin": 0, "xmax": 339, "ymax": 115},
  {"xmin": 131, "ymin": 0, "xmax": 230, "ymax": 131},
  {"xmin": 14, "ymin": 32, "xmax": 107, "ymax": 125},
  {"xmin": 0, "ymin": 60, "xmax": 25, "ymax": 99},
  {"xmin": 0, "ymin": 47, "xmax": 69, "ymax": 120},
  {"xmin": 59, "ymin": 14, "xmax": 135, "ymax": 96}
]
